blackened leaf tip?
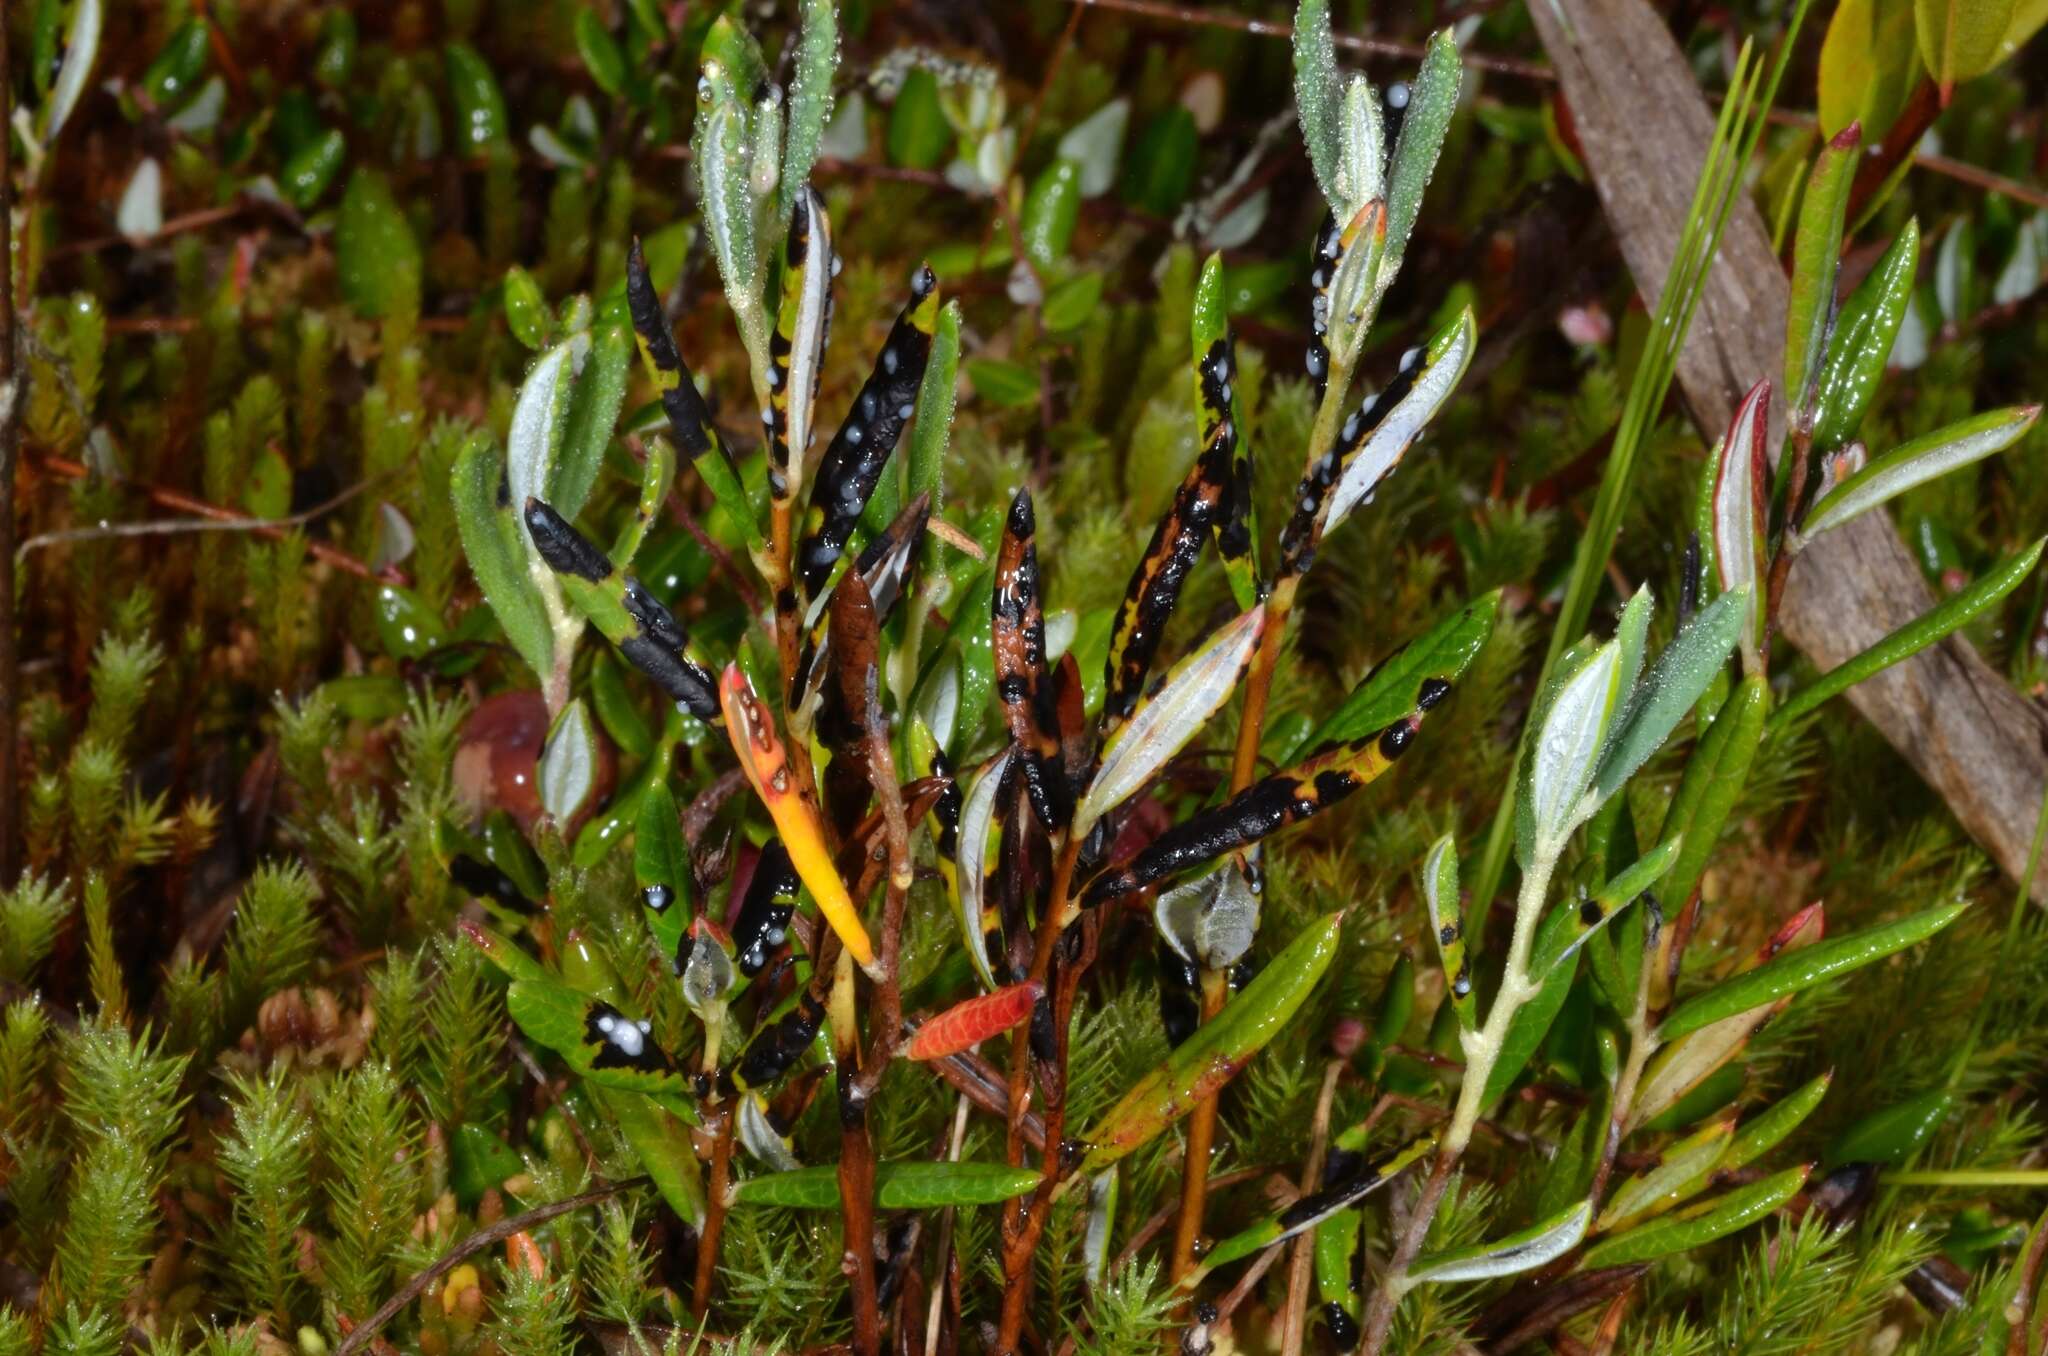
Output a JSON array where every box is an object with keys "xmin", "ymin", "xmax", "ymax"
[{"xmin": 523, "ymin": 498, "xmax": 612, "ymax": 582}]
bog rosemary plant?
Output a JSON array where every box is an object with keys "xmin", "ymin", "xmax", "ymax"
[{"xmin": 3, "ymin": 1, "xmax": 2047, "ymax": 1354}]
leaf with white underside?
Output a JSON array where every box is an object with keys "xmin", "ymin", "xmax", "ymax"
[
  {"xmin": 1800, "ymin": 406, "xmax": 2040, "ymax": 540},
  {"xmin": 508, "ymin": 335, "xmax": 591, "ymax": 551},
  {"xmin": 1077, "ymin": 606, "xmax": 1265, "ymax": 838},
  {"xmin": 1333, "ymin": 74, "xmax": 1385, "ymax": 219},
  {"xmin": 117, "ymin": 159, "xmax": 163, "ymax": 238},
  {"xmin": 1322, "ymin": 306, "xmax": 1475, "ymax": 536},
  {"xmin": 1525, "ymin": 638, "xmax": 1625, "ymax": 859},
  {"xmin": 1059, "ymin": 99, "xmax": 1130, "ymax": 198},
  {"xmin": 1407, "ymin": 1201, "xmax": 1591, "ymax": 1285},
  {"xmin": 954, "ymin": 750, "xmax": 1009, "ymax": 991},
  {"xmin": 42, "ymin": 0, "xmax": 103, "ymax": 146},
  {"xmin": 1712, "ymin": 379, "xmax": 1771, "ymax": 667},
  {"xmin": 1591, "ymin": 588, "xmax": 1746, "ymax": 806},
  {"xmin": 1292, "ymin": 0, "xmax": 1344, "ymax": 211},
  {"xmin": 540, "ymin": 699, "xmax": 598, "ymax": 821}
]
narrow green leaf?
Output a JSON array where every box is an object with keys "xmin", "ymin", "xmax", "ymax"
[
  {"xmin": 1579, "ymin": 1166, "xmax": 1808, "ymax": 1268},
  {"xmin": 554, "ymin": 324, "xmax": 632, "ymax": 521},
  {"xmin": 1772, "ymin": 539, "xmax": 2044, "ymax": 731},
  {"xmin": 595, "ymin": 1084, "xmax": 706, "ymax": 1226},
  {"xmin": 1422, "ymin": 835, "xmax": 1474, "ymax": 1031},
  {"xmin": 1197, "ymin": 1133, "xmax": 1436, "ymax": 1274},
  {"xmin": 503, "ymin": 266, "xmax": 548, "ymax": 350},
  {"xmin": 444, "ymin": 42, "xmax": 511, "ymax": 150},
  {"xmin": 1722, "ymin": 1073, "xmax": 1832, "ymax": 1172},
  {"xmin": 908, "ymin": 300, "xmax": 962, "ymax": 509},
  {"xmin": 281, "ymin": 127, "xmax": 346, "ymax": 210},
  {"xmin": 1810, "ymin": 220, "xmax": 1919, "ymax": 451},
  {"xmin": 694, "ymin": 87, "xmax": 761, "ymax": 350},
  {"xmin": 1660, "ymin": 901, "xmax": 1969, "ymax": 1042},
  {"xmin": 451, "ymin": 433, "xmax": 552, "ymax": 680},
  {"xmin": 1409, "ymin": 1201, "xmax": 1590, "ymax": 1285},
  {"xmin": 1079, "ymin": 914, "xmax": 1342, "ymax": 1174},
  {"xmin": 1120, "ymin": 108, "xmax": 1198, "ymax": 217},
  {"xmin": 1593, "ymin": 589, "xmax": 1746, "ymax": 805},
  {"xmin": 887, "ymin": 68, "xmax": 950, "ymax": 170},
  {"xmin": 1383, "ymin": 29, "xmax": 1461, "ymax": 275},
  {"xmin": 1819, "ymin": 0, "xmax": 1919, "ymax": 139},
  {"xmin": 1659, "ymin": 675, "xmax": 1769, "ymax": 912},
  {"xmin": 463, "ymin": 921, "xmax": 551, "ymax": 985},
  {"xmin": 610, "ymin": 436, "xmax": 675, "ymax": 570},
  {"xmin": 1597, "ymin": 1120, "xmax": 1733, "ymax": 1232},
  {"xmin": 1826, "ymin": 1087, "xmax": 1952, "ymax": 1166},
  {"xmin": 1292, "ymin": 0, "xmax": 1344, "ymax": 210},
  {"xmin": 635, "ymin": 783, "xmax": 689, "ymax": 960},
  {"xmin": 1800, "ymin": 407, "xmax": 2040, "ymax": 540},
  {"xmin": 1021, "ymin": 159, "xmax": 1084, "ymax": 270},
  {"xmin": 1785, "ymin": 125, "xmax": 1861, "ymax": 415},
  {"xmin": 732, "ymin": 1161, "xmax": 1042, "ymax": 1210},
  {"xmin": 574, "ymin": 10, "xmax": 628, "ymax": 97},
  {"xmin": 336, "ymin": 169, "xmax": 422, "ymax": 319},
  {"xmin": 779, "ymin": 0, "xmax": 838, "ymax": 219},
  {"xmin": 1308, "ymin": 591, "xmax": 1499, "ymax": 746},
  {"xmin": 1535, "ymin": 834, "xmax": 1682, "ymax": 978}
]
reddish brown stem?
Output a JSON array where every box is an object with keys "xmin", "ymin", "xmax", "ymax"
[
  {"xmin": 693, "ymin": 1108, "xmax": 736, "ymax": 1319},
  {"xmin": 1168, "ymin": 968, "xmax": 1230, "ymax": 1282},
  {"xmin": 1846, "ymin": 80, "xmax": 1941, "ymax": 227}
]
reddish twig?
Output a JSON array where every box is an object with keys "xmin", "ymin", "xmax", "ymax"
[
  {"xmin": 332, "ymin": 1178, "xmax": 647, "ymax": 1356},
  {"xmin": 26, "ymin": 451, "xmax": 401, "ymax": 583}
]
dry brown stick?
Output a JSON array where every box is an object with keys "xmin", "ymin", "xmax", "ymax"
[
  {"xmin": 333, "ymin": 1177, "xmax": 646, "ymax": 1356},
  {"xmin": 1279, "ymin": 1062, "xmax": 1345, "ymax": 1356},
  {"xmin": 1527, "ymin": 0, "xmax": 2048, "ymax": 902},
  {"xmin": 0, "ymin": 11, "xmax": 18, "ymax": 888}
]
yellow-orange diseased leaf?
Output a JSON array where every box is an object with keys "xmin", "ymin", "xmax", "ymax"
[{"xmin": 719, "ymin": 664, "xmax": 876, "ymax": 972}]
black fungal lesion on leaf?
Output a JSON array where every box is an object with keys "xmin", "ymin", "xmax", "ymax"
[
  {"xmin": 626, "ymin": 237, "xmax": 723, "ymax": 464},
  {"xmin": 1277, "ymin": 342, "xmax": 1427, "ymax": 579},
  {"xmin": 795, "ymin": 263, "xmax": 941, "ymax": 595},
  {"xmin": 732, "ymin": 840, "xmax": 802, "ymax": 977},
  {"xmin": 993, "ymin": 488, "xmax": 1074, "ymax": 834},
  {"xmin": 585, "ymin": 1001, "xmax": 680, "ymax": 1076},
  {"xmin": 1082, "ymin": 699, "xmax": 1436, "ymax": 908},
  {"xmin": 522, "ymin": 497, "xmax": 722, "ymax": 720},
  {"xmin": 1101, "ymin": 439, "xmax": 1234, "ymax": 730},
  {"xmin": 721, "ymin": 982, "xmax": 829, "ymax": 1096}
]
